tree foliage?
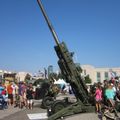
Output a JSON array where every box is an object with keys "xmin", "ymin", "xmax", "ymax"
[{"xmin": 84, "ymin": 75, "xmax": 92, "ymax": 84}]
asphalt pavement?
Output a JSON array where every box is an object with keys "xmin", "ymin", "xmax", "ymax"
[
  {"xmin": 0, "ymin": 105, "xmax": 23, "ymax": 119},
  {"xmin": 0, "ymin": 95, "xmax": 120, "ymax": 120},
  {"xmin": 0, "ymin": 95, "xmax": 100, "ymax": 120},
  {"xmin": 0, "ymin": 106, "xmax": 100, "ymax": 120},
  {"xmin": 0, "ymin": 99, "xmax": 47, "ymax": 120}
]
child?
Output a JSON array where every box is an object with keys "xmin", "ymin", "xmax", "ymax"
[
  {"xmin": 26, "ymin": 87, "xmax": 33, "ymax": 109},
  {"xmin": 2, "ymin": 90, "xmax": 8, "ymax": 109},
  {"xmin": 95, "ymin": 84, "xmax": 102, "ymax": 113}
]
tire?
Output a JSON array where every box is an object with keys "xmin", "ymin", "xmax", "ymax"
[
  {"xmin": 51, "ymin": 100, "xmax": 66, "ymax": 114},
  {"xmin": 41, "ymin": 96, "xmax": 54, "ymax": 109}
]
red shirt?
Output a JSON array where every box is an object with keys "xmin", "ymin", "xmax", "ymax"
[{"xmin": 7, "ymin": 85, "xmax": 13, "ymax": 94}]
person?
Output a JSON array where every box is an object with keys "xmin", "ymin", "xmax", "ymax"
[
  {"xmin": 11, "ymin": 82, "xmax": 18, "ymax": 106},
  {"xmin": 1, "ymin": 89, "xmax": 8, "ymax": 109},
  {"xmin": 18, "ymin": 82, "xmax": 26, "ymax": 109},
  {"xmin": 7, "ymin": 83, "xmax": 13, "ymax": 106},
  {"xmin": 26, "ymin": 86, "xmax": 34, "ymax": 109},
  {"xmin": 0, "ymin": 82, "xmax": 4, "ymax": 94},
  {"xmin": 95, "ymin": 84, "xmax": 103, "ymax": 113},
  {"xmin": 23, "ymin": 88, "xmax": 27, "ymax": 108},
  {"xmin": 105, "ymin": 83, "xmax": 115, "ymax": 110},
  {"xmin": 116, "ymin": 82, "xmax": 120, "ymax": 100},
  {"xmin": 0, "ymin": 93, "xmax": 4, "ymax": 109}
]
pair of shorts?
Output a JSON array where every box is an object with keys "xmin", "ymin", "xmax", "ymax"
[
  {"xmin": 8, "ymin": 94, "xmax": 13, "ymax": 99},
  {"xmin": 27, "ymin": 99, "xmax": 33, "ymax": 104}
]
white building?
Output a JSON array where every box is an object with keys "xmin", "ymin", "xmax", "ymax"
[
  {"xmin": 81, "ymin": 65, "xmax": 120, "ymax": 84},
  {"xmin": 16, "ymin": 72, "xmax": 31, "ymax": 82}
]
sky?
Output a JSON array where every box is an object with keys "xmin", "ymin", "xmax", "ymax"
[{"xmin": 0, "ymin": 0, "xmax": 120, "ymax": 74}]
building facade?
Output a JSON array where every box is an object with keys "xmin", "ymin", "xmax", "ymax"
[
  {"xmin": 48, "ymin": 65, "xmax": 53, "ymax": 76},
  {"xmin": 0, "ymin": 70, "xmax": 4, "ymax": 81},
  {"xmin": 81, "ymin": 65, "xmax": 120, "ymax": 84}
]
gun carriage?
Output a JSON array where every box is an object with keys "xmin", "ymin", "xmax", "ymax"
[{"xmin": 36, "ymin": 0, "xmax": 120, "ymax": 120}]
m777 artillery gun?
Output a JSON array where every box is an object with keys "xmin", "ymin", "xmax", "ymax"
[{"xmin": 37, "ymin": 0, "xmax": 120, "ymax": 120}]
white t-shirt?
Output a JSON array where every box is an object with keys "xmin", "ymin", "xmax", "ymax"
[{"xmin": 11, "ymin": 84, "xmax": 18, "ymax": 95}]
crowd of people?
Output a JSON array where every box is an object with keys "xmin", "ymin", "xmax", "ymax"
[
  {"xmin": 0, "ymin": 81, "xmax": 34, "ymax": 110},
  {"xmin": 0, "ymin": 76, "xmax": 120, "ymax": 115},
  {"xmin": 91, "ymin": 77, "xmax": 120, "ymax": 114}
]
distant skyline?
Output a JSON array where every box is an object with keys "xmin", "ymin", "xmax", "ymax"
[{"xmin": 0, "ymin": 0, "xmax": 120, "ymax": 73}]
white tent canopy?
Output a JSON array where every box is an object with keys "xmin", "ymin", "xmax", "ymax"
[{"xmin": 54, "ymin": 79, "xmax": 67, "ymax": 85}]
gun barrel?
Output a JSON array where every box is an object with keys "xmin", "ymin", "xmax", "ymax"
[{"xmin": 37, "ymin": 0, "xmax": 60, "ymax": 45}]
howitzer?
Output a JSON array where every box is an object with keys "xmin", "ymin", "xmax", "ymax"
[
  {"xmin": 37, "ymin": 1, "xmax": 120, "ymax": 119},
  {"xmin": 37, "ymin": 0, "xmax": 95, "ymax": 120}
]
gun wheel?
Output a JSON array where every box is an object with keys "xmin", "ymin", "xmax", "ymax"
[
  {"xmin": 41, "ymin": 96, "xmax": 54, "ymax": 109},
  {"xmin": 51, "ymin": 100, "xmax": 66, "ymax": 114}
]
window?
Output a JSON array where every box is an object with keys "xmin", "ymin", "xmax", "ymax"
[
  {"xmin": 104, "ymin": 72, "xmax": 108, "ymax": 80},
  {"xmin": 96, "ymin": 72, "xmax": 101, "ymax": 82}
]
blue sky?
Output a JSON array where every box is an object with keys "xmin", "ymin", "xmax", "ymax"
[{"xmin": 0, "ymin": 0, "xmax": 120, "ymax": 73}]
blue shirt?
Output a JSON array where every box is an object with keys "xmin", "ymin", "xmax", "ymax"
[
  {"xmin": 0, "ymin": 86, "xmax": 4, "ymax": 94},
  {"xmin": 105, "ymin": 89, "xmax": 115, "ymax": 100}
]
